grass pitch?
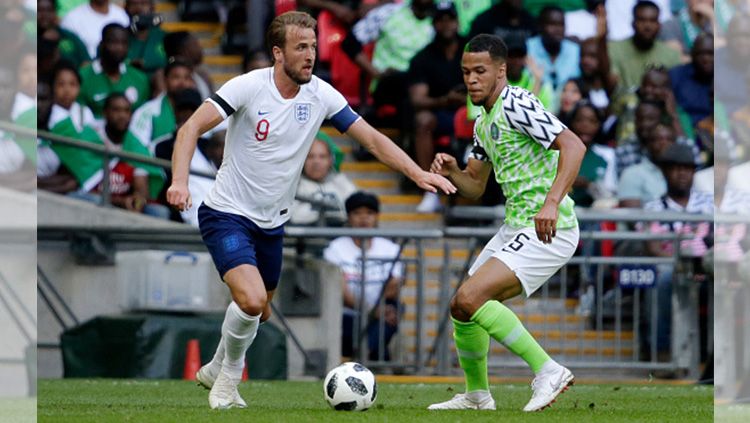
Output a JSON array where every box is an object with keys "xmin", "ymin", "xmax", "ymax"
[{"xmin": 38, "ymin": 379, "xmax": 712, "ymax": 422}]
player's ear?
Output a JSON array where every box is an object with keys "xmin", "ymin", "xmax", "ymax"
[
  {"xmin": 497, "ymin": 61, "xmax": 506, "ymax": 80},
  {"xmin": 272, "ymin": 45, "xmax": 284, "ymax": 63}
]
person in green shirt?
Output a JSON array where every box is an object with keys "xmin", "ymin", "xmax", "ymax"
[
  {"xmin": 129, "ymin": 59, "xmax": 195, "ymax": 149},
  {"xmin": 606, "ymin": 1, "xmax": 681, "ymax": 95},
  {"xmin": 78, "ymin": 23, "xmax": 151, "ymax": 120},
  {"xmin": 427, "ymin": 34, "xmax": 585, "ymax": 413},
  {"xmin": 38, "ymin": 0, "xmax": 91, "ymax": 69},
  {"xmin": 124, "ymin": 0, "xmax": 168, "ymax": 76}
]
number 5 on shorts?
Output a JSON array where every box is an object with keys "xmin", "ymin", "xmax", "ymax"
[{"xmin": 502, "ymin": 233, "xmax": 530, "ymax": 253}]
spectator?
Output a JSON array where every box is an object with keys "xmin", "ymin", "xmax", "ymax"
[
  {"xmin": 291, "ymin": 137, "xmax": 357, "ymax": 226},
  {"xmin": 11, "ymin": 49, "xmax": 35, "ymax": 120},
  {"xmin": 569, "ymin": 101, "xmax": 616, "ymax": 207},
  {"xmin": 37, "ymin": 0, "xmax": 91, "ymax": 69},
  {"xmin": 579, "ymin": 37, "xmax": 615, "ymax": 111},
  {"xmin": 242, "ymin": 50, "xmax": 272, "ymax": 73},
  {"xmin": 60, "ymin": 0, "xmax": 130, "ymax": 59},
  {"xmin": 452, "ymin": 0, "xmax": 492, "ymax": 37},
  {"xmin": 607, "ymin": 1, "xmax": 681, "ymax": 93},
  {"xmin": 340, "ymin": 0, "xmax": 435, "ymax": 124},
  {"xmin": 324, "ymin": 192, "xmax": 403, "ymax": 361},
  {"xmin": 618, "ymin": 122, "xmax": 676, "ymax": 207},
  {"xmin": 154, "ymin": 88, "xmax": 222, "ymax": 225},
  {"xmin": 78, "ymin": 24, "xmax": 151, "ymax": 121},
  {"xmin": 564, "ymin": 0, "xmax": 603, "ymax": 42},
  {"xmin": 715, "ymin": 13, "xmax": 750, "ymax": 115},
  {"xmin": 0, "ymin": 65, "xmax": 26, "ymax": 179},
  {"xmin": 130, "ymin": 59, "xmax": 196, "ymax": 150},
  {"xmin": 640, "ymin": 142, "xmax": 713, "ymax": 358},
  {"xmin": 94, "ymin": 93, "xmax": 168, "ymax": 218},
  {"xmin": 505, "ymin": 35, "xmax": 554, "ymax": 109},
  {"xmin": 558, "ymin": 79, "xmax": 586, "ymax": 123},
  {"xmin": 669, "ymin": 33, "xmax": 713, "ymax": 129},
  {"xmin": 407, "ymin": 3, "xmax": 464, "ymax": 213},
  {"xmin": 659, "ymin": 0, "xmax": 714, "ymax": 57},
  {"xmin": 468, "ymin": 0, "xmax": 536, "ymax": 42},
  {"xmin": 164, "ymin": 31, "xmax": 213, "ymax": 99},
  {"xmin": 125, "ymin": 0, "xmax": 168, "ymax": 76},
  {"xmin": 606, "ymin": 0, "xmax": 673, "ymax": 41},
  {"xmin": 526, "ymin": 6, "xmax": 580, "ymax": 92}
]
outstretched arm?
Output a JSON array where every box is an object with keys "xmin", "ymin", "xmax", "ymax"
[
  {"xmin": 534, "ymin": 129, "xmax": 586, "ymax": 243},
  {"xmin": 345, "ymin": 119, "xmax": 456, "ymax": 195},
  {"xmin": 166, "ymin": 102, "xmax": 224, "ymax": 211},
  {"xmin": 430, "ymin": 154, "xmax": 492, "ymax": 201}
]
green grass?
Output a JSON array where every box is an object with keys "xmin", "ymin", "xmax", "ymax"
[
  {"xmin": 38, "ymin": 379, "xmax": 712, "ymax": 422},
  {"xmin": 0, "ymin": 397, "xmax": 37, "ymax": 423}
]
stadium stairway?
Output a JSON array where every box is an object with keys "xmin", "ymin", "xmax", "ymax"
[{"xmin": 157, "ymin": 1, "xmax": 637, "ymax": 372}]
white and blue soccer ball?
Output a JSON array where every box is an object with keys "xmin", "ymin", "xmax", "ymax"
[{"xmin": 323, "ymin": 362, "xmax": 377, "ymax": 411}]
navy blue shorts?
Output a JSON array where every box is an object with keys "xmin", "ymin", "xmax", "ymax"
[{"xmin": 198, "ymin": 203, "xmax": 284, "ymax": 291}]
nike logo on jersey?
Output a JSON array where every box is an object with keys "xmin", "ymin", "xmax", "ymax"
[
  {"xmin": 93, "ymin": 93, "xmax": 108, "ymax": 102},
  {"xmin": 258, "ymin": 110, "xmax": 270, "ymax": 116}
]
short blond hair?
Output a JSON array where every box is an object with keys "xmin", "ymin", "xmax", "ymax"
[{"xmin": 266, "ymin": 11, "xmax": 317, "ymax": 55}]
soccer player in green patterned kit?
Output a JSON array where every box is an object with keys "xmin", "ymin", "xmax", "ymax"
[{"xmin": 428, "ymin": 34, "xmax": 586, "ymax": 412}]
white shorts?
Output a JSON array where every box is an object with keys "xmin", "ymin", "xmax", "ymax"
[{"xmin": 468, "ymin": 224, "xmax": 579, "ymax": 297}]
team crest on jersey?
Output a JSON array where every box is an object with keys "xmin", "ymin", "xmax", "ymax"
[
  {"xmin": 294, "ymin": 103, "xmax": 312, "ymax": 123},
  {"xmin": 490, "ymin": 122, "xmax": 500, "ymax": 140}
]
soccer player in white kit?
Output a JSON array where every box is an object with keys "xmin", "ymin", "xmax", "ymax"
[{"xmin": 166, "ymin": 11, "xmax": 456, "ymax": 409}]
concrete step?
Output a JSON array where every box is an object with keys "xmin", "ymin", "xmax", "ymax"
[{"xmin": 162, "ymin": 21, "xmax": 221, "ymax": 33}]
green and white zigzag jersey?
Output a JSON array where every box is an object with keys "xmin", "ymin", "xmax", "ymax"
[{"xmin": 472, "ymin": 85, "xmax": 578, "ymax": 229}]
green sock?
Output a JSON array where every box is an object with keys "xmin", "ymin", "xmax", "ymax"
[
  {"xmin": 471, "ymin": 300, "xmax": 551, "ymax": 374},
  {"xmin": 452, "ymin": 317, "xmax": 490, "ymax": 392}
]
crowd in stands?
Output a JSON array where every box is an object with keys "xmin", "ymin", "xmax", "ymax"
[{"xmin": 26, "ymin": 0, "xmax": 748, "ymax": 364}]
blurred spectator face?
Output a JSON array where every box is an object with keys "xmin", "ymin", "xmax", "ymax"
[
  {"xmin": 0, "ymin": 67, "xmax": 14, "ymax": 119},
  {"xmin": 727, "ymin": 15, "xmax": 750, "ymax": 59},
  {"xmin": 639, "ymin": 69, "xmax": 669, "ymax": 101},
  {"xmin": 434, "ymin": 14, "xmax": 459, "ymax": 42},
  {"xmin": 103, "ymin": 96, "xmax": 133, "ymax": 136},
  {"xmin": 691, "ymin": 34, "xmax": 713, "ymax": 78},
  {"xmin": 182, "ymin": 34, "xmax": 204, "ymax": 66},
  {"xmin": 646, "ymin": 123, "xmax": 675, "ymax": 160},
  {"xmin": 37, "ymin": 0, "xmax": 56, "ymax": 32},
  {"xmin": 559, "ymin": 80, "xmax": 583, "ymax": 116},
  {"xmin": 165, "ymin": 64, "xmax": 195, "ymax": 97},
  {"xmin": 17, "ymin": 52, "xmax": 36, "ymax": 98},
  {"xmin": 303, "ymin": 139, "xmax": 333, "ymax": 182},
  {"xmin": 540, "ymin": 9, "xmax": 565, "ymax": 47},
  {"xmin": 635, "ymin": 102, "xmax": 662, "ymax": 142},
  {"xmin": 125, "ymin": 0, "xmax": 153, "ymax": 17},
  {"xmin": 632, "ymin": 4, "xmax": 660, "ymax": 47},
  {"xmin": 52, "ymin": 68, "xmax": 80, "ymax": 110},
  {"xmin": 504, "ymin": 0, "xmax": 523, "ymax": 11},
  {"xmin": 348, "ymin": 206, "xmax": 378, "ymax": 229},
  {"xmin": 277, "ymin": 26, "xmax": 316, "ymax": 85},
  {"xmin": 569, "ymin": 104, "xmax": 601, "ymax": 146},
  {"xmin": 462, "ymin": 51, "xmax": 506, "ymax": 106},
  {"xmin": 101, "ymin": 26, "xmax": 129, "ymax": 65},
  {"xmin": 664, "ymin": 163, "xmax": 695, "ymax": 197},
  {"xmin": 506, "ymin": 54, "xmax": 525, "ymax": 81},
  {"xmin": 579, "ymin": 39, "xmax": 599, "ymax": 77}
]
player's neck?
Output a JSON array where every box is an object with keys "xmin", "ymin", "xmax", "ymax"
[
  {"xmin": 273, "ymin": 65, "xmax": 301, "ymax": 99},
  {"xmin": 484, "ymin": 80, "xmax": 507, "ymax": 110}
]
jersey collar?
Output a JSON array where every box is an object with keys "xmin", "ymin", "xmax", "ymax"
[{"xmin": 91, "ymin": 59, "xmax": 127, "ymax": 76}]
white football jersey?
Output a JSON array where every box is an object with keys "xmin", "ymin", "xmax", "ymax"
[{"xmin": 204, "ymin": 67, "xmax": 360, "ymax": 228}]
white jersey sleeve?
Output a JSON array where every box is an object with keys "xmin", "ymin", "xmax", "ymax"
[
  {"xmin": 207, "ymin": 72, "xmax": 260, "ymax": 119},
  {"xmin": 502, "ymin": 86, "xmax": 567, "ymax": 149},
  {"xmin": 318, "ymin": 79, "xmax": 360, "ymax": 133}
]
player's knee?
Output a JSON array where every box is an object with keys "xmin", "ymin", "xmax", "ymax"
[
  {"xmin": 235, "ymin": 292, "xmax": 267, "ymax": 316},
  {"xmin": 450, "ymin": 291, "xmax": 474, "ymax": 322}
]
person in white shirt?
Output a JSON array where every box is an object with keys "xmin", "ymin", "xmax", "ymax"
[
  {"xmin": 324, "ymin": 192, "xmax": 403, "ymax": 361},
  {"xmin": 166, "ymin": 11, "xmax": 455, "ymax": 410},
  {"xmin": 291, "ymin": 136, "xmax": 357, "ymax": 225},
  {"xmin": 60, "ymin": 0, "xmax": 130, "ymax": 59}
]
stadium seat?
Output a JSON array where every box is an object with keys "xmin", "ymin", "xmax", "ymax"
[{"xmin": 275, "ymin": 0, "xmax": 297, "ymax": 16}]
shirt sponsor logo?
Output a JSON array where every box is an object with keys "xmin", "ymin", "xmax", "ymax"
[
  {"xmin": 258, "ymin": 110, "xmax": 270, "ymax": 116},
  {"xmin": 294, "ymin": 103, "xmax": 311, "ymax": 124}
]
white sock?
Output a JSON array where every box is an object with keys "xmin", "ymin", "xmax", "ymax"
[
  {"xmin": 205, "ymin": 337, "xmax": 225, "ymax": 377},
  {"xmin": 220, "ymin": 301, "xmax": 261, "ymax": 379},
  {"xmin": 538, "ymin": 359, "xmax": 561, "ymax": 375},
  {"xmin": 466, "ymin": 390, "xmax": 491, "ymax": 403}
]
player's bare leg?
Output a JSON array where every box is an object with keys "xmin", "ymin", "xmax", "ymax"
[
  {"xmin": 197, "ymin": 290, "xmax": 275, "ymax": 390},
  {"xmin": 428, "ymin": 257, "xmax": 573, "ymax": 411},
  {"xmin": 206, "ymin": 265, "xmax": 267, "ymax": 409}
]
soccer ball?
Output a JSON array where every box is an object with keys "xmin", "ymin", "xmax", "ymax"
[{"xmin": 323, "ymin": 362, "xmax": 377, "ymax": 411}]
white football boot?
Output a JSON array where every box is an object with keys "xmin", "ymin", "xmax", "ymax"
[
  {"xmin": 523, "ymin": 365, "xmax": 574, "ymax": 412},
  {"xmin": 427, "ymin": 393, "xmax": 496, "ymax": 410},
  {"xmin": 196, "ymin": 364, "xmax": 218, "ymax": 390},
  {"xmin": 209, "ymin": 370, "xmax": 247, "ymax": 409}
]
